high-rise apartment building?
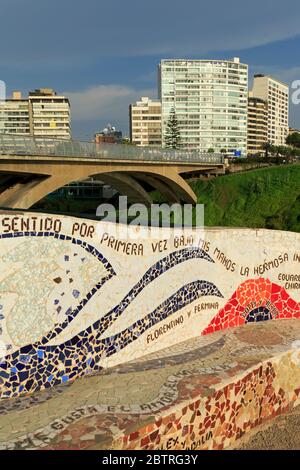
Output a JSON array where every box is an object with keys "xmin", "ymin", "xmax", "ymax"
[
  {"xmin": 0, "ymin": 91, "xmax": 31, "ymax": 135},
  {"xmin": 251, "ymin": 75, "xmax": 289, "ymax": 146},
  {"xmin": 158, "ymin": 58, "xmax": 248, "ymax": 155},
  {"xmin": 247, "ymin": 95, "xmax": 268, "ymax": 154},
  {"xmin": 129, "ymin": 97, "xmax": 162, "ymax": 147},
  {"xmin": 28, "ymin": 88, "xmax": 71, "ymax": 139},
  {"xmin": 0, "ymin": 89, "xmax": 71, "ymax": 139}
]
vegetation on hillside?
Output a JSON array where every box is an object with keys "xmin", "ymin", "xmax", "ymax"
[
  {"xmin": 35, "ymin": 164, "xmax": 300, "ymax": 233},
  {"xmin": 190, "ymin": 164, "xmax": 300, "ymax": 232}
]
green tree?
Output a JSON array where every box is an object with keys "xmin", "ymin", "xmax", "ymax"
[
  {"xmin": 262, "ymin": 141, "xmax": 272, "ymax": 158},
  {"xmin": 122, "ymin": 138, "xmax": 136, "ymax": 145},
  {"xmin": 208, "ymin": 148, "xmax": 215, "ymax": 153},
  {"xmin": 286, "ymin": 132, "xmax": 300, "ymax": 148},
  {"xmin": 164, "ymin": 109, "xmax": 181, "ymax": 149}
]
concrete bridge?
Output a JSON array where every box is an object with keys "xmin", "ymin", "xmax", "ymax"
[{"xmin": 0, "ymin": 134, "xmax": 225, "ymax": 209}]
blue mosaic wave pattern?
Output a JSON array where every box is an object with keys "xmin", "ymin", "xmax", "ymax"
[
  {"xmin": 0, "ymin": 280, "xmax": 222, "ymax": 398},
  {"xmin": 102, "ymin": 280, "xmax": 223, "ymax": 358},
  {"xmin": 0, "ymin": 234, "xmax": 221, "ymax": 399},
  {"xmin": 40, "ymin": 246, "xmax": 214, "ymax": 343}
]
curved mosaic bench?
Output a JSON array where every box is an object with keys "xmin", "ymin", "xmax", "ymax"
[{"xmin": 1, "ymin": 319, "xmax": 300, "ymax": 450}]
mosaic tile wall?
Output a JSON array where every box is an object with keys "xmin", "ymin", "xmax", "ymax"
[
  {"xmin": 2, "ymin": 320, "xmax": 300, "ymax": 450},
  {"xmin": 119, "ymin": 348, "xmax": 300, "ymax": 451},
  {"xmin": 0, "ymin": 211, "xmax": 299, "ymax": 399}
]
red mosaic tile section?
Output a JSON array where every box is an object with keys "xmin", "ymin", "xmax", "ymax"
[
  {"xmin": 120, "ymin": 360, "xmax": 300, "ymax": 451},
  {"xmin": 202, "ymin": 278, "xmax": 300, "ymax": 336},
  {"xmin": 39, "ymin": 353, "xmax": 300, "ymax": 451}
]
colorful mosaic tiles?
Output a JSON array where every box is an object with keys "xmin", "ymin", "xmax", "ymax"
[
  {"xmin": 0, "ymin": 231, "xmax": 221, "ymax": 399},
  {"xmin": 41, "ymin": 245, "xmax": 215, "ymax": 344},
  {"xmin": 202, "ymin": 279, "xmax": 300, "ymax": 336},
  {"xmin": 1, "ymin": 320, "xmax": 300, "ymax": 450},
  {"xmin": 0, "ymin": 212, "xmax": 299, "ymax": 406},
  {"xmin": 0, "ymin": 236, "xmax": 115, "ymax": 346},
  {"xmin": 0, "ymin": 278, "xmax": 222, "ymax": 399}
]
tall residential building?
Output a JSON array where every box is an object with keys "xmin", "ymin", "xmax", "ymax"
[
  {"xmin": 0, "ymin": 89, "xmax": 71, "ymax": 139},
  {"xmin": 251, "ymin": 75, "xmax": 289, "ymax": 146},
  {"xmin": 247, "ymin": 95, "xmax": 268, "ymax": 154},
  {"xmin": 0, "ymin": 91, "xmax": 31, "ymax": 135},
  {"xmin": 28, "ymin": 88, "xmax": 71, "ymax": 139},
  {"xmin": 129, "ymin": 97, "xmax": 162, "ymax": 147},
  {"xmin": 158, "ymin": 58, "xmax": 248, "ymax": 155}
]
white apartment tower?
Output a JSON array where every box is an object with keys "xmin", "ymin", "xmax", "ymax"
[
  {"xmin": 251, "ymin": 75, "xmax": 289, "ymax": 146},
  {"xmin": 159, "ymin": 58, "xmax": 248, "ymax": 155},
  {"xmin": 129, "ymin": 97, "xmax": 162, "ymax": 147}
]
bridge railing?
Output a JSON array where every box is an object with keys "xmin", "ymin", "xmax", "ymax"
[{"xmin": 0, "ymin": 134, "xmax": 224, "ymax": 164}]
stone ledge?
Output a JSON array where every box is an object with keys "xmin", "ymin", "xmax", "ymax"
[{"xmin": 1, "ymin": 319, "xmax": 300, "ymax": 450}]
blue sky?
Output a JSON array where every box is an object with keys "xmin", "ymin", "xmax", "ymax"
[{"xmin": 1, "ymin": 0, "xmax": 300, "ymax": 139}]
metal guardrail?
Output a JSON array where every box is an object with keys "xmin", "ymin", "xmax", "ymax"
[{"xmin": 0, "ymin": 134, "xmax": 224, "ymax": 165}]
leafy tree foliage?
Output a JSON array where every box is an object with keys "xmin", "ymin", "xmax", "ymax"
[{"xmin": 286, "ymin": 132, "xmax": 300, "ymax": 149}]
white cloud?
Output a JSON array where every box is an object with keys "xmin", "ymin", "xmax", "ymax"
[
  {"xmin": 64, "ymin": 84, "xmax": 157, "ymax": 138},
  {"xmin": 65, "ymin": 85, "xmax": 156, "ymax": 122}
]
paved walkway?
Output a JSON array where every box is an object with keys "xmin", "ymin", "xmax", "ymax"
[
  {"xmin": 1, "ymin": 320, "xmax": 300, "ymax": 450},
  {"xmin": 234, "ymin": 405, "xmax": 300, "ymax": 450}
]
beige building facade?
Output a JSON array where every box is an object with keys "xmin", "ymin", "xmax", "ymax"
[
  {"xmin": 0, "ymin": 92, "xmax": 31, "ymax": 135},
  {"xmin": 251, "ymin": 75, "xmax": 289, "ymax": 146},
  {"xmin": 129, "ymin": 97, "xmax": 162, "ymax": 147},
  {"xmin": 247, "ymin": 96, "xmax": 268, "ymax": 154},
  {"xmin": 289, "ymin": 127, "xmax": 300, "ymax": 136},
  {"xmin": 28, "ymin": 88, "xmax": 71, "ymax": 139},
  {"xmin": 0, "ymin": 89, "xmax": 71, "ymax": 139}
]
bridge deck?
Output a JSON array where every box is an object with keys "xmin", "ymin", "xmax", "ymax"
[
  {"xmin": 0, "ymin": 135, "xmax": 225, "ymax": 208},
  {"xmin": 0, "ymin": 153, "xmax": 224, "ymax": 168},
  {"xmin": 0, "ymin": 134, "xmax": 224, "ymax": 165}
]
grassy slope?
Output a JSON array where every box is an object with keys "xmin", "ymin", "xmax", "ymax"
[{"xmin": 190, "ymin": 164, "xmax": 300, "ymax": 232}]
